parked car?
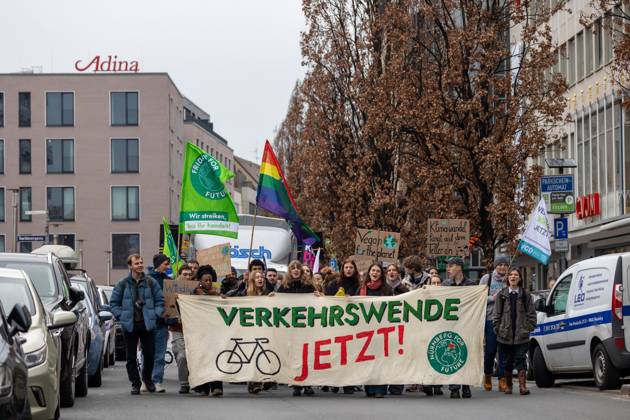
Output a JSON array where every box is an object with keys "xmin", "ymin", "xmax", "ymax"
[
  {"xmin": 0, "ymin": 267, "xmax": 77, "ymax": 420},
  {"xmin": 96, "ymin": 287, "xmax": 116, "ymax": 367},
  {"xmin": 100, "ymin": 286, "xmax": 126, "ymax": 361},
  {"xmin": 0, "ymin": 253, "xmax": 90, "ymax": 407},
  {"xmin": 0, "ymin": 295, "xmax": 31, "ymax": 420},
  {"xmin": 70, "ymin": 272, "xmax": 112, "ymax": 387},
  {"xmin": 530, "ymin": 253, "xmax": 630, "ymax": 390}
]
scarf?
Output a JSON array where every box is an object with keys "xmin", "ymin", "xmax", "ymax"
[{"xmin": 359, "ymin": 279, "xmax": 383, "ymax": 296}]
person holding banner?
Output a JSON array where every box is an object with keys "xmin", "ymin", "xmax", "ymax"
[
  {"xmin": 402, "ymin": 255, "xmax": 430, "ymax": 290},
  {"xmin": 170, "ymin": 265, "xmax": 193, "ymax": 394},
  {"xmin": 385, "ymin": 264, "xmax": 409, "ymax": 296},
  {"xmin": 275, "ymin": 261, "xmax": 317, "ymax": 396},
  {"xmin": 492, "ymin": 268, "xmax": 537, "ymax": 396},
  {"xmin": 265, "ymin": 268, "xmax": 280, "ymax": 292},
  {"xmin": 246, "ymin": 271, "xmax": 271, "ymax": 394}
]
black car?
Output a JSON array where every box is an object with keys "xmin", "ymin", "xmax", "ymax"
[
  {"xmin": 0, "ymin": 253, "xmax": 90, "ymax": 408},
  {"xmin": 0, "ymin": 300, "xmax": 32, "ymax": 419}
]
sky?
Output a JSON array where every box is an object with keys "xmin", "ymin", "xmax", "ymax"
[{"xmin": 0, "ymin": 0, "xmax": 306, "ymax": 162}]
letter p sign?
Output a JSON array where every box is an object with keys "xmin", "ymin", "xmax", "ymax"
[{"xmin": 554, "ymin": 218, "xmax": 568, "ymax": 240}]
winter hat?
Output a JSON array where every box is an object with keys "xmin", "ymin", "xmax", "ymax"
[
  {"xmin": 153, "ymin": 253, "xmax": 169, "ymax": 268},
  {"xmin": 446, "ymin": 257, "xmax": 465, "ymax": 268},
  {"xmin": 494, "ymin": 255, "xmax": 510, "ymax": 266}
]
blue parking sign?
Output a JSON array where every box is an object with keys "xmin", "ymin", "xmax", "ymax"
[{"xmin": 554, "ymin": 218, "xmax": 568, "ymax": 240}]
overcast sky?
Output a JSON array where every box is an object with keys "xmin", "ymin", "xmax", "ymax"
[{"xmin": 0, "ymin": 0, "xmax": 305, "ymax": 162}]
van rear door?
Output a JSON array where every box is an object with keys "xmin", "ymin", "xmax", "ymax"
[{"xmin": 622, "ymin": 255, "xmax": 630, "ymax": 352}]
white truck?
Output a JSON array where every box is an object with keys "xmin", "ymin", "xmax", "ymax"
[{"xmin": 193, "ymin": 214, "xmax": 297, "ymax": 274}]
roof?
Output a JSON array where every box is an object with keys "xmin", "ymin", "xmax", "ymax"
[
  {"xmin": 234, "ymin": 156, "xmax": 260, "ymax": 182},
  {"xmin": 31, "ymin": 245, "xmax": 79, "ymax": 265},
  {"xmin": 0, "ymin": 252, "xmax": 50, "ymax": 262}
]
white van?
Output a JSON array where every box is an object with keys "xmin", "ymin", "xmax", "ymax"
[{"xmin": 530, "ymin": 253, "xmax": 630, "ymax": 389}]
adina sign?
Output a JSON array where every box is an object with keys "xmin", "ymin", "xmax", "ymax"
[
  {"xmin": 74, "ymin": 55, "xmax": 140, "ymax": 73},
  {"xmin": 178, "ymin": 286, "xmax": 486, "ymax": 386}
]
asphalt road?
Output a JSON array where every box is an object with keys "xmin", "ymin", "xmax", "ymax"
[{"xmin": 61, "ymin": 363, "xmax": 630, "ymax": 420}]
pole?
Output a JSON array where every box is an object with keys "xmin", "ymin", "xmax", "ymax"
[
  {"xmin": 105, "ymin": 251, "xmax": 111, "ymax": 286},
  {"xmin": 10, "ymin": 189, "xmax": 18, "ymax": 252},
  {"xmin": 247, "ymin": 205, "xmax": 259, "ymax": 270}
]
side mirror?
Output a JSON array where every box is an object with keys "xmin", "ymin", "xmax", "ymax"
[
  {"xmin": 98, "ymin": 311, "xmax": 113, "ymax": 321},
  {"xmin": 48, "ymin": 310, "xmax": 77, "ymax": 330},
  {"xmin": 69, "ymin": 286, "xmax": 85, "ymax": 303},
  {"xmin": 535, "ymin": 298, "xmax": 547, "ymax": 313},
  {"xmin": 7, "ymin": 303, "xmax": 32, "ymax": 336}
]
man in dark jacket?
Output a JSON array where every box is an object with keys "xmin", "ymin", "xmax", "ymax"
[
  {"xmin": 148, "ymin": 254, "xmax": 170, "ymax": 393},
  {"xmin": 443, "ymin": 257, "xmax": 475, "ymax": 399},
  {"xmin": 109, "ymin": 254, "xmax": 164, "ymax": 395}
]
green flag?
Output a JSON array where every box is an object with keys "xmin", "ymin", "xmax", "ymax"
[
  {"xmin": 179, "ymin": 142, "xmax": 239, "ymax": 238},
  {"xmin": 162, "ymin": 217, "xmax": 182, "ymax": 272}
]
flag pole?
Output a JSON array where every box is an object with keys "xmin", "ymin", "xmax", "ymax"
[{"xmin": 247, "ymin": 205, "xmax": 259, "ymax": 270}]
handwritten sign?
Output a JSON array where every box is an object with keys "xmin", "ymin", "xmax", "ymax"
[
  {"xmin": 350, "ymin": 255, "xmax": 376, "ymax": 274},
  {"xmin": 162, "ymin": 279, "xmax": 199, "ymax": 319},
  {"xmin": 196, "ymin": 243, "xmax": 232, "ymax": 277},
  {"xmin": 354, "ymin": 229, "xmax": 400, "ymax": 264},
  {"xmin": 426, "ymin": 219, "xmax": 470, "ymax": 257}
]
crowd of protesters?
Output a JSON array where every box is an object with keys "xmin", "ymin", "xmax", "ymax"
[{"xmin": 108, "ymin": 250, "xmax": 538, "ymax": 399}]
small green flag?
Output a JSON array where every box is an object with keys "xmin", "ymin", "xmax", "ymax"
[
  {"xmin": 162, "ymin": 217, "xmax": 182, "ymax": 273},
  {"xmin": 179, "ymin": 142, "xmax": 239, "ymax": 238}
]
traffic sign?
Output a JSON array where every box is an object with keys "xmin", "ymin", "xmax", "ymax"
[
  {"xmin": 17, "ymin": 235, "xmax": 46, "ymax": 242},
  {"xmin": 541, "ymin": 175, "xmax": 575, "ymax": 214},
  {"xmin": 554, "ymin": 217, "xmax": 568, "ymax": 240},
  {"xmin": 555, "ymin": 240, "xmax": 569, "ymax": 252}
]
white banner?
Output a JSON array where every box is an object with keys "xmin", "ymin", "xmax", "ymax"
[{"xmin": 178, "ymin": 286, "xmax": 486, "ymax": 387}]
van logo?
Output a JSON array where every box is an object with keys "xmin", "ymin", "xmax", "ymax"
[
  {"xmin": 574, "ymin": 275, "xmax": 586, "ymax": 305},
  {"xmin": 229, "ymin": 246, "xmax": 272, "ymax": 260}
]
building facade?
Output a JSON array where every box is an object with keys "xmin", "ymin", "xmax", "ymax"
[{"xmin": 0, "ymin": 73, "xmax": 234, "ymax": 284}]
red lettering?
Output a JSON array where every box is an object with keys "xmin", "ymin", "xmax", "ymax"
[
  {"xmin": 314, "ymin": 339, "xmax": 332, "ymax": 370},
  {"xmin": 355, "ymin": 330, "xmax": 375, "ymax": 362},
  {"xmin": 334, "ymin": 335, "xmax": 353, "ymax": 366},
  {"xmin": 576, "ymin": 193, "xmax": 601, "ymax": 220},
  {"xmin": 294, "ymin": 342, "xmax": 309, "ymax": 382},
  {"xmin": 376, "ymin": 326, "xmax": 395, "ymax": 357},
  {"xmin": 74, "ymin": 55, "xmax": 100, "ymax": 72}
]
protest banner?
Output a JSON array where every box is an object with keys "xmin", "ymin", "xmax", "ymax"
[
  {"xmin": 426, "ymin": 219, "xmax": 470, "ymax": 257},
  {"xmin": 354, "ymin": 228, "xmax": 400, "ymax": 264},
  {"xmin": 197, "ymin": 243, "xmax": 232, "ymax": 277},
  {"xmin": 178, "ymin": 286, "xmax": 486, "ymax": 387},
  {"xmin": 162, "ymin": 279, "xmax": 199, "ymax": 319}
]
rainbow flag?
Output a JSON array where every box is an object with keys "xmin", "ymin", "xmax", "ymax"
[{"xmin": 257, "ymin": 140, "xmax": 319, "ymax": 245}]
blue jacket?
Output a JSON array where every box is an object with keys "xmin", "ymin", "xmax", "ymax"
[{"xmin": 109, "ymin": 273, "xmax": 165, "ymax": 333}]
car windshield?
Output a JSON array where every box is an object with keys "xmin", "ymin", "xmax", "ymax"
[
  {"xmin": 0, "ymin": 261, "xmax": 57, "ymax": 298},
  {"xmin": 0, "ymin": 277, "xmax": 36, "ymax": 315}
]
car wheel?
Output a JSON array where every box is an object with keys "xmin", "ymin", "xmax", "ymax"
[
  {"xmin": 59, "ymin": 351, "xmax": 76, "ymax": 407},
  {"xmin": 533, "ymin": 346, "xmax": 555, "ymax": 388},
  {"xmin": 88, "ymin": 357, "xmax": 103, "ymax": 387},
  {"xmin": 75, "ymin": 348, "xmax": 89, "ymax": 397},
  {"xmin": 592, "ymin": 343, "xmax": 621, "ymax": 390}
]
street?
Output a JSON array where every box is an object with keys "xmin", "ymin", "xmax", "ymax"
[{"xmin": 62, "ymin": 364, "xmax": 630, "ymax": 420}]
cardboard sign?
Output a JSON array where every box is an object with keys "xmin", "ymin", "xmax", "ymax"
[
  {"xmin": 162, "ymin": 279, "xmax": 199, "ymax": 319},
  {"xmin": 427, "ymin": 219, "xmax": 470, "ymax": 257},
  {"xmin": 354, "ymin": 229, "xmax": 400, "ymax": 264},
  {"xmin": 350, "ymin": 255, "xmax": 376, "ymax": 274},
  {"xmin": 196, "ymin": 243, "xmax": 232, "ymax": 277}
]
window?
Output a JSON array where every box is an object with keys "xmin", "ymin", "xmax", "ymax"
[
  {"xmin": 47, "ymin": 187, "xmax": 74, "ymax": 221},
  {"xmin": 576, "ymin": 31, "xmax": 584, "ymax": 81},
  {"xmin": 585, "ymin": 27, "xmax": 593, "ymax": 76},
  {"xmin": 559, "ymin": 43, "xmax": 568, "ymax": 81},
  {"xmin": 606, "ymin": 104, "xmax": 614, "ymax": 197},
  {"xmin": 594, "ymin": 19, "xmax": 603, "ymax": 69},
  {"xmin": 550, "ymin": 275, "xmax": 572, "ymax": 315},
  {"xmin": 0, "ymin": 92, "xmax": 3, "ymax": 126},
  {"xmin": 604, "ymin": 13, "xmax": 613, "ymax": 63},
  {"xmin": 112, "ymin": 186, "xmax": 139, "ymax": 220},
  {"xmin": 577, "ymin": 116, "xmax": 583, "ymax": 196},
  {"xmin": 19, "ymin": 187, "xmax": 31, "ymax": 222},
  {"xmin": 46, "ymin": 139, "xmax": 74, "ymax": 173},
  {"xmin": 0, "ymin": 188, "xmax": 4, "ymax": 222},
  {"xmin": 19, "ymin": 242, "xmax": 32, "ymax": 253},
  {"xmin": 591, "ymin": 110, "xmax": 598, "ymax": 196},
  {"xmin": 19, "ymin": 139, "xmax": 31, "ymax": 174},
  {"xmin": 568, "ymin": 37, "xmax": 576, "ymax": 85},
  {"xmin": 0, "ymin": 236, "xmax": 4, "ymax": 252},
  {"xmin": 111, "ymin": 92, "xmax": 138, "ymax": 126},
  {"xmin": 584, "ymin": 114, "xmax": 591, "ymax": 195},
  {"xmin": 46, "ymin": 92, "xmax": 74, "ymax": 126},
  {"xmin": 111, "ymin": 139, "xmax": 139, "ymax": 173},
  {"xmin": 112, "ymin": 234, "xmax": 140, "ymax": 269},
  {"xmin": 19, "ymin": 92, "xmax": 31, "ymax": 127},
  {"xmin": 0, "ymin": 140, "xmax": 4, "ymax": 174},
  {"xmin": 47, "ymin": 234, "xmax": 75, "ymax": 249}
]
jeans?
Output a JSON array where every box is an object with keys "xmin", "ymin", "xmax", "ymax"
[
  {"xmin": 170, "ymin": 331, "xmax": 188, "ymax": 386},
  {"xmin": 498, "ymin": 342, "xmax": 529, "ymax": 373},
  {"xmin": 365, "ymin": 385, "xmax": 387, "ymax": 396},
  {"xmin": 484, "ymin": 320, "xmax": 504, "ymax": 376},
  {"xmin": 152, "ymin": 324, "xmax": 169, "ymax": 384},
  {"xmin": 124, "ymin": 323, "xmax": 155, "ymax": 388}
]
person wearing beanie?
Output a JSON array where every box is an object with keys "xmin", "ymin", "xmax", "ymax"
[
  {"xmin": 147, "ymin": 253, "xmax": 171, "ymax": 393},
  {"xmin": 479, "ymin": 255, "xmax": 510, "ymax": 392}
]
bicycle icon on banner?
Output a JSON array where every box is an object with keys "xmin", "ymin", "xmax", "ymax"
[{"xmin": 215, "ymin": 338, "xmax": 281, "ymax": 375}]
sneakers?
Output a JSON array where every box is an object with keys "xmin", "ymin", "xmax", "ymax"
[
  {"xmin": 343, "ymin": 387, "xmax": 355, "ymax": 395},
  {"xmin": 179, "ymin": 385, "xmax": 190, "ymax": 394},
  {"xmin": 422, "ymin": 386, "xmax": 434, "ymax": 396},
  {"xmin": 434, "ymin": 386, "xmax": 444, "ymax": 396},
  {"xmin": 211, "ymin": 388, "xmax": 224, "ymax": 397},
  {"xmin": 131, "ymin": 385, "xmax": 140, "ymax": 395},
  {"xmin": 462, "ymin": 386, "xmax": 472, "ymax": 399},
  {"xmin": 292, "ymin": 387, "xmax": 302, "ymax": 397},
  {"xmin": 450, "ymin": 389, "xmax": 460, "ymax": 399},
  {"xmin": 374, "ymin": 393, "xmax": 385, "ymax": 398},
  {"xmin": 140, "ymin": 382, "xmax": 148, "ymax": 393},
  {"xmin": 303, "ymin": 386, "xmax": 315, "ymax": 396},
  {"xmin": 154, "ymin": 383, "xmax": 165, "ymax": 393}
]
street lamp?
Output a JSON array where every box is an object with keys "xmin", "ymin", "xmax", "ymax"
[{"xmin": 8, "ymin": 189, "xmax": 19, "ymax": 252}]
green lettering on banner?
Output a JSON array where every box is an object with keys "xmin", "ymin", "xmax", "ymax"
[
  {"xmin": 255, "ymin": 307, "xmax": 273, "ymax": 327},
  {"xmin": 387, "ymin": 300, "xmax": 402, "ymax": 323},
  {"xmin": 359, "ymin": 302, "xmax": 387, "ymax": 323},
  {"xmin": 292, "ymin": 306, "xmax": 307, "ymax": 328},
  {"xmin": 329, "ymin": 305, "xmax": 345, "ymax": 326},
  {"xmin": 217, "ymin": 307, "xmax": 238, "ymax": 326},
  {"xmin": 443, "ymin": 298, "xmax": 460, "ymax": 320},
  {"xmin": 307, "ymin": 306, "xmax": 328, "ymax": 327},
  {"xmin": 344, "ymin": 303, "xmax": 360, "ymax": 325},
  {"xmin": 240, "ymin": 307, "xmax": 254, "ymax": 327},
  {"xmin": 273, "ymin": 307, "xmax": 291, "ymax": 328},
  {"xmin": 403, "ymin": 300, "xmax": 423, "ymax": 322},
  {"xmin": 424, "ymin": 299, "xmax": 443, "ymax": 321}
]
